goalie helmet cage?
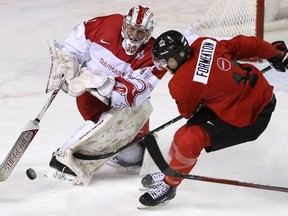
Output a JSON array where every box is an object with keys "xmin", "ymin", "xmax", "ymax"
[{"xmin": 190, "ymin": 0, "xmax": 288, "ymax": 39}]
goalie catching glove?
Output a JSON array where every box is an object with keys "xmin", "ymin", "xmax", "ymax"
[
  {"xmin": 268, "ymin": 40, "xmax": 288, "ymax": 72},
  {"xmin": 46, "ymin": 39, "xmax": 80, "ymax": 93}
]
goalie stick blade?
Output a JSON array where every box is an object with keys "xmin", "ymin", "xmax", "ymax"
[{"xmin": 0, "ymin": 120, "xmax": 39, "ymax": 182}]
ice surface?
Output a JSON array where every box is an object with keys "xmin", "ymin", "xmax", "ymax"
[{"xmin": 1, "ymin": 1, "xmax": 288, "ymax": 215}]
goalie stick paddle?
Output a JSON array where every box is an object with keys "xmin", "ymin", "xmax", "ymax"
[
  {"xmin": 0, "ymin": 76, "xmax": 65, "ymax": 182},
  {"xmin": 73, "ymin": 115, "xmax": 184, "ymax": 160},
  {"xmin": 144, "ymin": 134, "xmax": 288, "ymax": 193}
]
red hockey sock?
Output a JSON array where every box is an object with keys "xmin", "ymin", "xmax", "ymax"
[{"xmin": 165, "ymin": 125, "xmax": 211, "ymax": 187}]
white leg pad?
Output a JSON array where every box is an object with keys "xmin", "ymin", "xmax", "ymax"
[{"xmin": 56, "ymin": 99, "xmax": 153, "ymax": 185}]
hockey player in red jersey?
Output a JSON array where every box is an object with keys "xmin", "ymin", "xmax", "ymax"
[
  {"xmin": 45, "ymin": 5, "xmax": 167, "ymax": 185},
  {"xmin": 139, "ymin": 30, "xmax": 287, "ymax": 207}
]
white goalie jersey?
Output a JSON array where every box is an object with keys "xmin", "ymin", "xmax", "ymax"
[
  {"xmin": 57, "ymin": 14, "xmax": 166, "ymax": 108},
  {"xmin": 45, "ymin": 13, "xmax": 167, "ymax": 185}
]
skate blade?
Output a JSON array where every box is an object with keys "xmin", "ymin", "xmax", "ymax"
[
  {"xmin": 45, "ymin": 168, "xmax": 82, "ymax": 185},
  {"xmin": 137, "ymin": 200, "xmax": 170, "ymax": 209},
  {"xmin": 138, "ymin": 186, "xmax": 149, "ymax": 191}
]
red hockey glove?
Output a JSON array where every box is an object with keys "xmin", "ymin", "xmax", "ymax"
[{"xmin": 268, "ymin": 41, "xmax": 288, "ymax": 72}]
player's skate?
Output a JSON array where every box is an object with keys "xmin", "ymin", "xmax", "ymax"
[
  {"xmin": 138, "ymin": 180, "xmax": 177, "ymax": 208},
  {"xmin": 141, "ymin": 171, "xmax": 165, "ymax": 189}
]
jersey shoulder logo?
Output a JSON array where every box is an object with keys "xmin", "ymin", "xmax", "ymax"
[{"xmin": 217, "ymin": 57, "xmax": 231, "ymax": 71}]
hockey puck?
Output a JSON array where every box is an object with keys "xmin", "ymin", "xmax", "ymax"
[{"xmin": 26, "ymin": 168, "xmax": 37, "ymax": 180}]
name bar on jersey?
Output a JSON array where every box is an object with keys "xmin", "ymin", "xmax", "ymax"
[{"xmin": 193, "ymin": 39, "xmax": 216, "ymax": 84}]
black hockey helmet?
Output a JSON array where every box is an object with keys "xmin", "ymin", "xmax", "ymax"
[{"xmin": 152, "ymin": 30, "xmax": 190, "ymax": 73}]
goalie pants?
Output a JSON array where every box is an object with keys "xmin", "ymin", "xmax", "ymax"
[{"xmin": 165, "ymin": 94, "xmax": 276, "ymax": 186}]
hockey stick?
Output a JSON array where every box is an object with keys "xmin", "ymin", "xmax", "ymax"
[
  {"xmin": 73, "ymin": 115, "xmax": 184, "ymax": 160},
  {"xmin": 144, "ymin": 134, "xmax": 288, "ymax": 193},
  {"xmin": 261, "ymin": 64, "xmax": 273, "ymax": 74},
  {"xmin": 0, "ymin": 76, "xmax": 65, "ymax": 182}
]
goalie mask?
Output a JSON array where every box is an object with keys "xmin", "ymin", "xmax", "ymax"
[
  {"xmin": 152, "ymin": 30, "xmax": 190, "ymax": 73},
  {"xmin": 122, "ymin": 5, "xmax": 155, "ymax": 55}
]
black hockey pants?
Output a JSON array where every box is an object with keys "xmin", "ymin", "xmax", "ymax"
[{"xmin": 187, "ymin": 94, "xmax": 277, "ymax": 152}]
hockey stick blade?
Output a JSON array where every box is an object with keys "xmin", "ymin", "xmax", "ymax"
[
  {"xmin": 144, "ymin": 134, "xmax": 288, "ymax": 193},
  {"xmin": 73, "ymin": 115, "xmax": 184, "ymax": 160},
  {"xmin": 0, "ymin": 76, "xmax": 65, "ymax": 182}
]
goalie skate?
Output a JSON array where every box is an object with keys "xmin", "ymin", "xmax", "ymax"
[
  {"xmin": 45, "ymin": 168, "xmax": 81, "ymax": 185},
  {"xmin": 45, "ymin": 155, "xmax": 82, "ymax": 185},
  {"xmin": 108, "ymin": 155, "xmax": 142, "ymax": 174}
]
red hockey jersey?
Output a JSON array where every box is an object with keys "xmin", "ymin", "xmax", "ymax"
[{"xmin": 169, "ymin": 35, "xmax": 275, "ymax": 127}]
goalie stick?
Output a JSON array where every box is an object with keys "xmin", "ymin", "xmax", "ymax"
[
  {"xmin": 73, "ymin": 115, "xmax": 184, "ymax": 160},
  {"xmin": 0, "ymin": 76, "xmax": 65, "ymax": 182},
  {"xmin": 144, "ymin": 134, "xmax": 288, "ymax": 193}
]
